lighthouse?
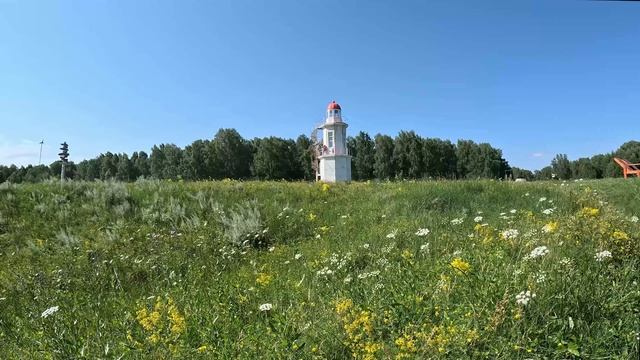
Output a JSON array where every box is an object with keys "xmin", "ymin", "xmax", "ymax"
[{"xmin": 317, "ymin": 100, "xmax": 352, "ymax": 182}]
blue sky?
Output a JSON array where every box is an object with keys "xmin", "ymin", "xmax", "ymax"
[{"xmin": 1, "ymin": 1, "xmax": 638, "ymax": 170}]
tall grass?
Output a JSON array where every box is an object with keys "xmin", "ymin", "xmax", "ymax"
[{"xmin": 0, "ymin": 179, "xmax": 638, "ymax": 358}]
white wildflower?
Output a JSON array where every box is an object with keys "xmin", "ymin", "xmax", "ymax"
[
  {"xmin": 343, "ymin": 276, "xmax": 352, "ymax": 284},
  {"xmin": 525, "ymin": 246, "xmax": 549, "ymax": 260},
  {"xmin": 474, "ymin": 216, "xmax": 483, "ymax": 223},
  {"xmin": 294, "ymin": 253, "xmax": 302, "ymax": 260},
  {"xmin": 539, "ymin": 197, "xmax": 547, "ymax": 202},
  {"xmin": 316, "ymin": 267, "xmax": 334, "ymax": 276},
  {"xmin": 386, "ymin": 230, "xmax": 397, "ymax": 239},
  {"xmin": 510, "ymin": 209, "xmax": 517, "ymax": 214},
  {"xmin": 535, "ymin": 271, "xmax": 547, "ymax": 283},
  {"xmin": 420, "ymin": 243, "xmax": 430, "ymax": 253},
  {"xmin": 501, "ymin": 229, "xmax": 519, "ymax": 240},
  {"xmin": 268, "ymin": 246, "xmax": 275, "ymax": 252},
  {"xmin": 451, "ymin": 218, "xmax": 464, "ymax": 225},
  {"xmin": 415, "ymin": 228, "xmax": 430, "ymax": 236},
  {"xmin": 259, "ymin": 303, "xmax": 273, "ymax": 312},
  {"xmin": 594, "ymin": 250, "xmax": 612, "ymax": 262},
  {"xmin": 362, "ymin": 243, "xmax": 370, "ymax": 249},
  {"xmin": 542, "ymin": 208, "xmax": 554, "ymax": 215},
  {"xmin": 631, "ymin": 216, "xmax": 639, "ymax": 223},
  {"xmin": 515, "ymin": 291, "xmax": 536, "ymax": 306},
  {"xmin": 41, "ymin": 306, "xmax": 60, "ymax": 318},
  {"xmin": 559, "ymin": 257, "xmax": 573, "ymax": 267}
]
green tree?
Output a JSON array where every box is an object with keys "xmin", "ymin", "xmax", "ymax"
[
  {"xmin": 182, "ymin": 140, "xmax": 211, "ymax": 180},
  {"xmin": 253, "ymin": 137, "xmax": 299, "ymax": 180},
  {"xmin": 374, "ymin": 134, "xmax": 395, "ymax": 180},
  {"xmin": 295, "ymin": 135, "xmax": 314, "ymax": 181},
  {"xmin": 551, "ymin": 154, "xmax": 572, "ymax": 180},
  {"xmin": 423, "ymin": 138, "xmax": 457, "ymax": 179},
  {"xmin": 352, "ymin": 131, "xmax": 375, "ymax": 180},
  {"xmin": 116, "ymin": 153, "xmax": 134, "ymax": 181},
  {"xmin": 571, "ymin": 158, "xmax": 598, "ymax": 179},
  {"xmin": 393, "ymin": 131, "xmax": 423, "ymax": 179},
  {"xmin": 208, "ymin": 129, "xmax": 252, "ymax": 179}
]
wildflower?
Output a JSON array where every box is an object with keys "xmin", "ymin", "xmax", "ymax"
[
  {"xmin": 41, "ymin": 306, "xmax": 60, "ymax": 318},
  {"xmin": 256, "ymin": 272, "xmax": 272, "ymax": 286},
  {"xmin": 612, "ymin": 230, "xmax": 629, "ymax": 241},
  {"xmin": 535, "ymin": 271, "xmax": 546, "ymax": 283},
  {"xmin": 451, "ymin": 218, "xmax": 464, "ymax": 225},
  {"xmin": 401, "ymin": 249, "xmax": 413, "ymax": 261},
  {"xmin": 415, "ymin": 228, "xmax": 430, "ymax": 236},
  {"xmin": 450, "ymin": 257, "xmax": 471, "ymax": 273},
  {"xmin": 363, "ymin": 243, "xmax": 370, "ymax": 249},
  {"xmin": 334, "ymin": 298, "xmax": 353, "ymax": 315},
  {"xmin": 594, "ymin": 250, "xmax": 612, "ymax": 262},
  {"xmin": 343, "ymin": 276, "xmax": 352, "ymax": 284},
  {"xmin": 631, "ymin": 216, "xmax": 639, "ymax": 223},
  {"xmin": 308, "ymin": 212, "xmax": 317, "ymax": 221},
  {"xmin": 580, "ymin": 207, "xmax": 600, "ymax": 217},
  {"xmin": 321, "ymin": 183, "xmax": 330, "ymax": 192},
  {"xmin": 259, "ymin": 303, "xmax": 273, "ymax": 312},
  {"xmin": 197, "ymin": 345, "xmax": 208, "ymax": 353},
  {"xmin": 515, "ymin": 290, "xmax": 536, "ymax": 306},
  {"xmin": 168, "ymin": 299, "xmax": 186, "ymax": 336},
  {"xmin": 294, "ymin": 253, "xmax": 302, "ymax": 260},
  {"xmin": 316, "ymin": 267, "xmax": 334, "ymax": 276},
  {"xmin": 420, "ymin": 243, "xmax": 430, "ymax": 253},
  {"xmin": 386, "ymin": 230, "xmax": 397, "ymax": 239},
  {"xmin": 542, "ymin": 221, "xmax": 558, "ymax": 233},
  {"xmin": 510, "ymin": 209, "xmax": 517, "ymax": 214},
  {"xmin": 542, "ymin": 208, "xmax": 554, "ymax": 215},
  {"xmin": 474, "ymin": 216, "xmax": 483, "ymax": 223},
  {"xmin": 559, "ymin": 257, "xmax": 573, "ymax": 267},
  {"xmin": 525, "ymin": 246, "xmax": 549, "ymax": 260},
  {"xmin": 501, "ymin": 229, "xmax": 519, "ymax": 240},
  {"xmin": 539, "ymin": 197, "xmax": 547, "ymax": 202}
]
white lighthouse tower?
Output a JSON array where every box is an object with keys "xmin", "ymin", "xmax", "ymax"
[{"xmin": 317, "ymin": 100, "xmax": 352, "ymax": 182}]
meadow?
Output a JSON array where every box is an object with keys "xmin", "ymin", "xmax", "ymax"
[{"xmin": 0, "ymin": 179, "xmax": 638, "ymax": 359}]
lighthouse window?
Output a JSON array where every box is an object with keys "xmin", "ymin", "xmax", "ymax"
[{"xmin": 327, "ymin": 131, "xmax": 334, "ymax": 148}]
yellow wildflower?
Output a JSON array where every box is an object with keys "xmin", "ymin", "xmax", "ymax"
[
  {"xmin": 335, "ymin": 298, "xmax": 353, "ymax": 316},
  {"xmin": 321, "ymin": 183, "xmax": 330, "ymax": 192},
  {"xmin": 612, "ymin": 230, "xmax": 629, "ymax": 241},
  {"xmin": 197, "ymin": 345, "xmax": 208, "ymax": 353},
  {"xmin": 450, "ymin": 258, "xmax": 471, "ymax": 273},
  {"xmin": 542, "ymin": 221, "xmax": 558, "ymax": 233},
  {"xmin": 308, "ymin": 212, "xmax": 317, "ymax": 221},
  {"xmin": 580, "ymin": 207, "xmax": 600, "ymax": 217},
  {"xmin": 256, "ymin": 272, "xmax": 272, "ymax": 286}
]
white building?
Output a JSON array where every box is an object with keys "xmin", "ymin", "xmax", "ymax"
[{"xmin": 317, "ymin": 101, "xmax": 352, "ymax": 182}]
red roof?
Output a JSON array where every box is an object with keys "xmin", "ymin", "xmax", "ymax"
[{"xmin": 327, "ymin": 100, "xmax": 341, "ymax": 110}]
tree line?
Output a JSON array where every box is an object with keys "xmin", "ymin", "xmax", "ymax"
[
  {"xmin": 526, "ymin": 140, "xmax": 640, "ymax": 181},
  {"xmin": 0, "ymin": 128, "xmax": 517, "ymax": 183}
]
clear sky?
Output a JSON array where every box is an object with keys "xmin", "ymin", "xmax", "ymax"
[{"xmin": 1, "ymin": 0, "xmax": 638, "ymax": 170}]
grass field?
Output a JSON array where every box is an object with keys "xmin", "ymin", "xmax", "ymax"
[{"xmin": 0, "ymin": 179, "xmax": 638, "ymax": 359}]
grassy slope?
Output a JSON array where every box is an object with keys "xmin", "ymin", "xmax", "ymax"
[{"xmin": 0, "ymin": 179, "xmax": 638, "ymax": 359}]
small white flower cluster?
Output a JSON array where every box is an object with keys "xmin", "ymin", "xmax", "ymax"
[
  {"xmin": 362, "ymin": 243, "xmax": 370, "ymax": 249},
  {"xmin": 316, "ymin": 267, "xmax": 334, "ymax": 276},
  {"xmin": 357, "ymin": 270, "xmax": 381, "ymax": 279},
  {"xmin": 376, "ymin": 258, "xmax": 390, "ymax": 269},
  {"xmin": 510, "ymin": 209, "xmax": 517, "ymax": 214},
  {"xmin": 559, "ymin": 257, "xmax": 573, "ymax": 267},
  {"xmin": 374, "ymin": 283, "xmax": 384, "ymax": 291},
  {"xmin": 541, "ymin": 223, "xmax": 555, "ymax": 233},
  {"xmin": 294, "ymin": 253, "xmax": 303, "ymax": 260},
  {"xmin": 386, "ymin": 230, "xmax": 398, "ymax": 239},
  {"xmin": 630, "ymin": 215, "xmax": 639, "ymax": 223},
  {"xmin": 594, "ymin": 250, "xmax": 612, "ymax": 262},
  {"xmin": 41, "ymin": 306, "xmax": 60, "ymax": 318},
  {"xmin": 515, "ymin": 290, "xmax": 536, "ymax": 306},
  {"xmin": 259, "ymin": 303, "xmax": 273, "ymax": 312},
  {"xmin": 381, "ymin": 243, "xmax": 395, "ymax": 254},
  {"xmin": 474, "ymin": 216, "xmax": 483, "ymax": 223},
  {"xmin": 415, "ymin": 228, "xmax": 430, "ymax": 237},
  {"xmin": 420, "ymin": 243, "xmax": 430, "ymax": 253},
  {"xmin": 542, "ymin": 208, "xmax": 555, "ymax": 215},
  {"xmin": 539, "ymin": 197, "xmax": 547, "ymax": 202},
  {"xmin": 525, "ymin": 246, "xmax": 549, "ymax": 260},
  {"xmin": 450, "ymin": 218, "xmax": 464, "ymax": 225},
  {"xmin": 343, "ymin": 276, "xmax": 352, "ymax": 284},
  {"xmin": 501, "ymin": 229, "xmax": 519, "ymax": 240},
  {"xmin": 535, "ymin": 271, "xmax": 547, "ymax": 283}
]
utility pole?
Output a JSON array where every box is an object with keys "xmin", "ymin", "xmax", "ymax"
[
  {"xmin": 38, "ymin": 139, "xmax": 44, "ymax": 165},
  {"xmin": 58, "ymin": 142, "xmax": 69, "ymax": 181}
]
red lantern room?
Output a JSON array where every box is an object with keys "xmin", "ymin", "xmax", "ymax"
[{"xmin": 327, "ymin": 100, "xmax": 342, "ymax": 121}]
